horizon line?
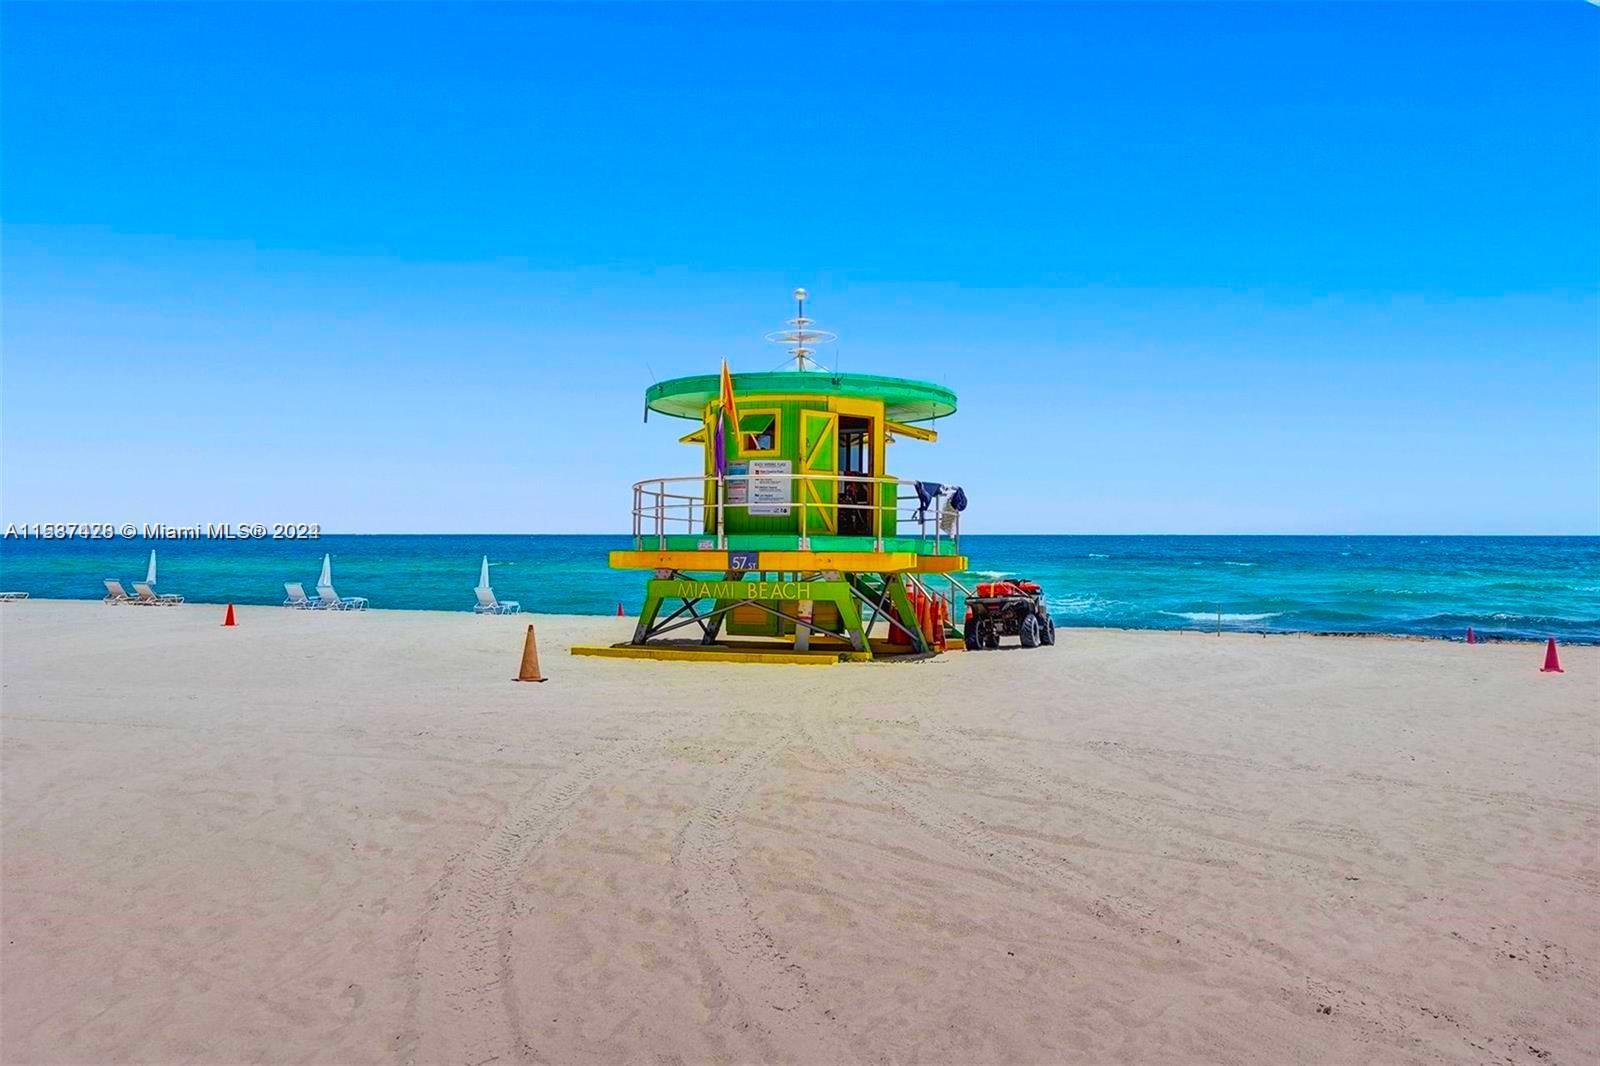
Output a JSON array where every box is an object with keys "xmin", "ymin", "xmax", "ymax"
[{"xmin": 6, "ymin": 531, "xmax": 1590, "ymax": 539}]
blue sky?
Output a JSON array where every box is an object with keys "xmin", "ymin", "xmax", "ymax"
[{"xmin": 3, "ymin": 3, "xmax": 1596, "ymax": 534}]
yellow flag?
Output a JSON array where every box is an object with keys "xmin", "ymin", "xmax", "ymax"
[{"xmin": 718, "ymin": 359, "xmax": 742, "ymax": 452}]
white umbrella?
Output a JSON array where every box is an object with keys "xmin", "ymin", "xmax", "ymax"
[
  {"xmin": 477, "ymin": 555, "xmax": 492, "ymax": 591},
  {"xmin": 145, "ymin": 550, "xmax": 157, "ymax": 585},
  {"xmin": 318, "ymin": 553, "xmax": 333, "ymax": 589}
]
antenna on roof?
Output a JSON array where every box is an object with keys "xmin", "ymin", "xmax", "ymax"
[{"xmin": 765, "ymin": 287, "xmax": 836, "ymax": 372}]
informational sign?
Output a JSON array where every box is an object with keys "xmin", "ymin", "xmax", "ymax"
[
  {"xmin": 747, "ymin": 459, "xmax": 791, "ymax": 516},
  {"xmin": 729, "ymin": 551, "xmax": 760, "ymax": 571},
  {"xmin": 725, "ymin": 463, "xmax": 749, "ymax": 507}
]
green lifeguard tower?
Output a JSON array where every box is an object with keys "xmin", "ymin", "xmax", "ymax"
[{"xmin": 574, "ymin": 291, "xmax": 967, "ymax": 664}]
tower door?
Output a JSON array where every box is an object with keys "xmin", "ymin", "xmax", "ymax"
[
  {"xmin": 837, "ymin": 415, "xmax": 874, "ymax": 536},
  {"xmin": 798, "ymin": 410, "xmax": 838, "ymax": 536}
]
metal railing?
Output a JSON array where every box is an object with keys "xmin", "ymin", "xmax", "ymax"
[
  {"xmin": 631, "ymin": 472, "xmax": 962, "ymax": 554},
  {"xmin": 936, "ymin": 571, "xmax": 975, "ymax": 630}
]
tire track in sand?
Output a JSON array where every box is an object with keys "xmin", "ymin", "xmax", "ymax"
[
  {"xmin": 670, "ymin": 728, "xmax": 854, "ymax": 1064},
  {"xmin": 802, "ymin": 706, "xmax": 1498, "ymax": 1061},
  {"xmin": 402, "ymin": 734, "xmax": 655, "ymax": 1066},
  {"xmin": 797, "ymin": 710, "xmax": 1136, "ymax": 921}
]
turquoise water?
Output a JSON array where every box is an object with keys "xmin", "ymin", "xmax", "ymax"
[{"xmin": 2, "ymin": 535, "xmax": 1596, "ymax": 643}]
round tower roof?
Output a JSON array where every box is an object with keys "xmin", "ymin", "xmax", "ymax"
[{"xmin": 645, "ymin": 371, "xmax": 957, "ymax": 423}]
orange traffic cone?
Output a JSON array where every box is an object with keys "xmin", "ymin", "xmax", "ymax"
[
  {"xmin": 515, "ymin": 624, "xmax": 547, "ymax": 682},
  {"xmin": 1465, "ymin": 626, "xmax": 1476, "ymax": 645},
  {"xmin": 616, "ymin": 601, "xmax": 625, "ymax": 617},
  {"xmin": 1540, "ymin": 638, "xmax": 1563, "ymax": 674},
  {"xmin": 222, "ymin": 604, "xmax": 236, "ymax": 627}
]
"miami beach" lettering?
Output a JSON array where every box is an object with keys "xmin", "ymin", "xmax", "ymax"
[{"xmin": 669, "ymin": 580, "xmax": 814, "ymax": 601}]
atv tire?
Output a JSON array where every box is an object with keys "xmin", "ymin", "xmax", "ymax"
[
  {"xmin": 1019, "ymin": 613, "xmax": 1041, "ymax": 648},
  {"xmin": 963, "ymin": 616, "xmax": 980, "ymax": 650}
]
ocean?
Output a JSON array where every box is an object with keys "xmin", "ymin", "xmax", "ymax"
[{"xmin": 2, "ymin": 535, "xmax": 1596, "ymax": 644}]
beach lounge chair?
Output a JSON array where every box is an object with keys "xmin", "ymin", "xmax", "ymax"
[
  {"xmin": 309, "ymin": 554, "xmax": 366, "ymax": 610},
  {"xmin": 0, "ymin": 591, "xmax": 28, "ymax": 601},
  {"xmin": 283, "ymin": 582, "xmax": 318, "ymax": 609},
  {"xmin": 472, "ymin": 555, "xmax": 519, "ymax": 614},
  {"xmin": 473, "ymin": 586, "xmax": 521, "ymax": 615},
  {"xmin": 316, "ymin": 584, "xmax": 368, "ymax": 611},
  {"xmin": 132, "ymin": 582, "xmax": 184, "ymax": 605},
  {"xmin": 103, "ymin": 579, "xmax": 134, "ymax": 604}
]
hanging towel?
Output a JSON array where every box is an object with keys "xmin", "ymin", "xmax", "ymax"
[
  {"xmin": 938, "ymin": 485, "xmax": 965, "ymax": 534},
  {"xmin": 915, "ymin": 481, "xmax": 944, "ymax": 521}
]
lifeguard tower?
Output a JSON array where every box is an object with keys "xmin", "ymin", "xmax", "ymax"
[{"xmin": 573, "ymin": 291, "xmax": 969, "ymax": 664}]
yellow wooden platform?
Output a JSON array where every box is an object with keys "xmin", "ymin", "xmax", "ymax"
[
  {"xmin": 572, "ymin": 634, "xmax": 958, "ymax": 665},
  {"xmin": 570, "ymin": 643, "xmax": 857, "ymax": 665},
  {"xmin": 609, "ymin": 549, "xmax": 966, "ymax": 574}
]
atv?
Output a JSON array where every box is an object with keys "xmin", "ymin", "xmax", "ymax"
[{"xmin": 963, "ymin": 580, "xmax": 1057, "ymax": 650}]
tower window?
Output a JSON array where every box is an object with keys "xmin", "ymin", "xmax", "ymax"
[{"xmin": 739, "ymin": 411, "xmax": 778, "ymax": 454}]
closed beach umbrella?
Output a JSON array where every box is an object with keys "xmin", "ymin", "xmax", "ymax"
[
  {"xmin": 477, "ymin": 555, "xmax": 491, "ymax": 591},
  {"xmin": 318, "ymin": 553, "xmax": 333, "ymax": 589},
  {"xmin": 145, "ymin": 550, "xmax": 157, "ymax": 585}
]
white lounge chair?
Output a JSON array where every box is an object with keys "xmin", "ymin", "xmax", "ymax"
[
  {"xmin": 103, "ymin": 579, "xmax": 134, "ymax": 604},
  {"xmin": 0, "ymin": 591, "xmax": 29, "ymax": 602},
  {"xmin": 473, "ymin": 586, "xmax": 520, "ymax": 615},
  {"xmin": 316, "ymin": 584, "xmax": 368, "ymax": 611},
  {"xmin": 472, "ymin": 555, "xmax": 519, "ymax": 614},
  {"xmin": 309, "ymin": 554, "xmax": 366, "ymax": 610},
  {"xmin": 283, "ymin": 582, "xmax": 318, "ymax": 609},
  {"xmin": 132, "ymin": 582, "xmax": 183, "ymax": 605}
]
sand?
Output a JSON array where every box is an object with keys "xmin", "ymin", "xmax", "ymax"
[{"xmin": 1, "ymin": 600, "xmax": 1595, "ymax": 1065}]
